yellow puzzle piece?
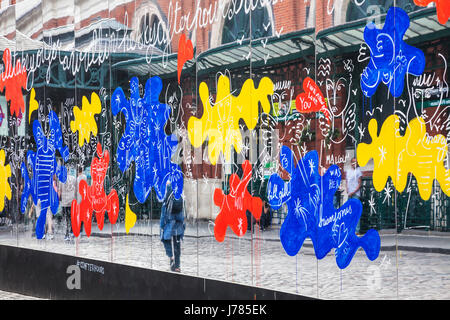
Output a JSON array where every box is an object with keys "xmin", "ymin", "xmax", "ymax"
[
  {"xmin": 70, "ymin": 92, "xmax": 101, "ymax": 147},
  {"xmin": 0, "ymin": 149, "xmax": 11, "ymax": 212},
  {"xmin": 28, "ymin": 88, "xmax": 39, "ymax": 124},
  {"xmin": 357, "ymin": 115, "xmax": 450, "ymax": 200},
  {"xmin": 125, "ymin": 194, "xmax": 137, "ymax": 234},
  {"xmin": 187, "ymin": 74, "xmax": 273, "ymax": 165}
]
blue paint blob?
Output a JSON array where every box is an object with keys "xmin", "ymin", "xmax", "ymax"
[
  {"xmin": 267, "ymin": 146, "xmax": 380, "ymax": 269},
  {"xmin": 21, "ymin": 110, "xmax": 69, "ymax": 239},
  {"xmin": 361, "ymin": 7, "xmax": 425, "ymax": 98},
  {"xmin": 111, "ymin": 76, "xmax": 183, "ymax": 203}
]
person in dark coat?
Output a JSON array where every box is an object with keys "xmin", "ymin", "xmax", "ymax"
[{"xmin": 160, "ymin": 184, "xmax": 185, "ymax": 272}]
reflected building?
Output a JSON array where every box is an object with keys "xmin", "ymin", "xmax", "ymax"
[{"xmin": 0, "ymin": 0, "xmax": 448, "ymax": 232}]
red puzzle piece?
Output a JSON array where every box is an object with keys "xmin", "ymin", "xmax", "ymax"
[
  {"xmin": 177, "ymin": 34, "xmax": 194, "ymax": 84},
  {"xmin": 0, "ymin": 48, "xmax": 27, "ymax": 120},
  {"xmin": 414, "ymin": 0, "xmax": 449, "ymax": 24},
  {"xmin": 71, "ymin": 143, "xmax": 119, "ymax": 237},
  {"xmin": 213, "ymin": 160, "xmax": 262, "ymax": 242},
  {"xmin": 296, "ymin": 77, "xmax": 330, "ymax": 123}
]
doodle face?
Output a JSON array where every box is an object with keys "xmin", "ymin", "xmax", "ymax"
[
  {"xmin": 267, "ymin": 146, "xmax": 380, "ymax": 269},
  {"xmin": 213, "ymin": 160, "xmax": 262, "ymax": 242},
  {"xmin": 21, "ymin": 110, "xmax": 69, "ymax": 239},
  {"xmin": 361, "ymin": 7, "xmax": 425, "ymax": 98},
  {"xmin": 319, "ymin": 74, "xmax": 357, "ymax": 144},
  {"xmin": 71, "ymin": 143, "xmax": 119, "ymax": 237},
  {"xmin": 187, "ymin": 74, "xmax": 273, "ymax": 165},
  {"xmin": 325, "ymin": 78, "xmax": 348, "ymax": 113},
  {"xmin": 357, "ymin": 115, "xmax": 450, "ymax": 200},
  {"xmin": 111, "ymin": 76, "xmax": 183, "ymax": 202}
]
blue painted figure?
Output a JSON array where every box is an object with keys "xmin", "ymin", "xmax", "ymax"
[
  {"xmin": 111, "ymin": 76, "xmax": 183, "ymax": 202},
  {"xmin": 361, "ymin": 7, "xmax": 425, "ymax": 98},
  {"xmin": 267, "ymin": 146, "xmax": 380, "ymax": 269},
  {"xmin": 21, "ymin": 110, "xmax": 69, "ymax": 239}
]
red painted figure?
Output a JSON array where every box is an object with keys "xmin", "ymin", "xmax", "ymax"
[
  {"xmin": 177, "ymin": 34, "xmax": 194, "ymax": 84},
  {"xmin": 0, "ymin": 48, "xmax": 27, "ymax": 120},
  {"xmin": 71, "ymin": 143, "xmax": 119, "ymax": 237},
  {"xmin": 213, "ymin": 160, "xmax": 262, "ymax": 242},
  {"xmin": 414, "ymin": 0, "xmax": 449, "ymax": 24},
  {"xmin": 296, "ymin": 77, "xmax": 330, "ymax": 123}
]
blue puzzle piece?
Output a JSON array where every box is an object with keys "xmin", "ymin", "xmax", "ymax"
[
  {"xmin": 111, "ymin": 76, "xmax": 183, "ymax": 203},
  {"xmin": 21, "ymin": 110, "xmax": 68, "ymax": 239},
  {"xmin": 361, "ymin": 7, "xmax": 425, "ymax": 98},
  {"xmin": 267, "ymin": 146, "xmax": 380, "ymax": 269}
]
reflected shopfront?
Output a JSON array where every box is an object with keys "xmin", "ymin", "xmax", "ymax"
[{"xmin": 0, "ymin": 0, "xmax": 449, "ymax": 299}]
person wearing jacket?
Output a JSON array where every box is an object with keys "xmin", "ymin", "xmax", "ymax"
[{"xmin": 160, "ymin": 184, "xmax": 185, "ymax": 272}]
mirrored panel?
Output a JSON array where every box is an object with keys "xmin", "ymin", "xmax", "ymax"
[
  {"xmin": 0, "ymin": 2, "xmax": 17, "ymax": 247},
  {"xmin": 0, "ymin": 0, "xmax": 447, "ymax": 301}
]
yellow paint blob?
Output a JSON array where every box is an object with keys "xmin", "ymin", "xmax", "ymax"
[
  {"xmin": 357, "ymin": 115, "xmax": 450, "ymax": 200},
  {"xmin": 0, "ymin": 149, "xmax": 11, "ymax": 212},
  {"xmin": 187, "ymin": 75, "xmax": 273, "ymax": 165},
  {"xmin": 70, "ymin": 92, "xmax": 101, "ymax": 147},
  {"xmin": 29, "ymin": 88, "xmax": 39, "ymax": 124},
  {"xmin": 125, "ymin": 194, "xmax": 137, "ymax": 234}
]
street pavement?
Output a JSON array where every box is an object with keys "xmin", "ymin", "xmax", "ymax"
[
  {"xmin": 0, "ymin": 290, "xmax": 42, "ymax": 300},
  {"xmin": 0, "ymin": 218, "xmax": 449, "ymax": 300}
]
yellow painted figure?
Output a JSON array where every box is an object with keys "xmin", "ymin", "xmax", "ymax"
[
  {"xmin": 188, "ymin": 75, "xmax": 273, "ymax": 165},
  {"xmin": 357, "ymin": 115, "xmax": 450, "ymax": 200},
  {"xmin": 28, "ymin": 88, "xmax": 39, "ymax": 124},
  {"xmin": 70, "ymin": 92, "xmax": 101, "ymax": 147},
  {"xmin": 0, "ymin": 149, "xmax": 11, "ymax": 212},
  {"xmin": 125, "ymin": 194, "xmax": 137, "ymax": 234}
]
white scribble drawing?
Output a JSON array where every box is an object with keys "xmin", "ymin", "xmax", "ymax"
[
  {"xmin": 368, "ymin": 194, "xmax": 376, "ymax": 216},
  {"xmin": 382, "ymin": 183, "xmax": 392, "ymax": 205},
  {"xmin": 275, "ymin": 27, "xmax": 284, "ymax": 38},
  {"xmin": 358, "ymin": 43, "xmax": 371, "ymax": 63},
  {"xmin": 236, "ymin": 34, "xmax": 245, "ymax": 45},
  {"xmin": 261, "ymin": 38, "xmax": 268, "ymax": 48},
  {"xmin": 367, "ymin": 254, "xmax": 391, "ymax": 291},
  {"xmin": 318, "ymin": 58, "xmax": 331, "ymax": 77},
  {"xmin": 344, "ymin": 59, "xmax": 354, "ymax": 73},
  {"xmin": 403, "ymin": 175, "xmax": 414, "ymax": 230},
  {"xmin": 358, "ymin": 123, "xmax": 366, "ymax": 140},
  {"xmin": 318, "ymin": 74, "xmax": 356, "ymax": 144},
  {"xmin": 407, "ymin": 53, "xmax": 449, "ymax": 132}
]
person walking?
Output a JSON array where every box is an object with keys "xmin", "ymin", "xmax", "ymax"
[
  {"xmin": 345, "ymin": 156, "xmax": 363, "ymax": 234},
  {"xmin": 75, "ymin": 166, "xmax": 87, "ymax": 236},
  {"xmin": 160, "ymin": 184, "xmax": 185, "ymax": 272},
  {"xmin": 59, "ymin": 166, "xmax": 76, "ymax": 241}
]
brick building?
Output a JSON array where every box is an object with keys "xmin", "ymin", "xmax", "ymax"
[{"xmin": 0, "ymin": 0, "xmax": 448, "ymax": 229}]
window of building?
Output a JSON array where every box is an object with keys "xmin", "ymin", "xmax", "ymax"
[
  {"xmin": 346, "ymin": 0, "xmax": 421, "ymax": 23},
  {"xmin": 221, "ymin": 3, "xmax": 273, "ymax": 45}
]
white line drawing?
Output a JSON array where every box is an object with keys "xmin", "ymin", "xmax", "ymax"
[{"xmin": 237, "ymin": 34, "xmax": 245, "ymax": 45}]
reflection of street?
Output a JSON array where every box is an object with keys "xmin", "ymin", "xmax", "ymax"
[
  {"xmin": 1, "ymin": 221, "xmax": 449, "ymax": 300},
  {"xmin": 0, "ymin": 290, "xmax": 43, "ymax": 300}
]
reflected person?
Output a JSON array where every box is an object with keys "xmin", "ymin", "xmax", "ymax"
[
  {"xmin": 160, "ymin": 183, "xmax": 185, "ymax": 272},
  {"xmin": 345, "ymin": 157, "xmax": 362, "ymax": 234},
  {"xmin": 59, "ymin": 166, "xmax": 76, "ymax": 241}
]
